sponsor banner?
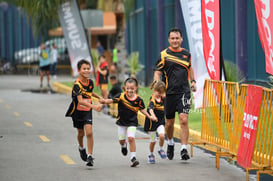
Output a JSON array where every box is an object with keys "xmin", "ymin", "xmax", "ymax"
[
  {"xmin": 254, "ymin": 0, "xmax": 273, "ymax": 75},
  {"xmin": 58, "ymin": 0, "xmax": 93, "ymax": 76},
  {"xmin": 201, "ymin": 0, "xmax": 220, "ymax": 80},
  {"xmin": 237, "ymin": 85, "xmax": 263, "ymax": 169},
  {"xmin": 180, "ymin": 0, "xmax": 210, "ymax": 109}
]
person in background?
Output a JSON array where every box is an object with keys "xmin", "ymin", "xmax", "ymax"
[
  {"xmin": 112, "ymin": 43, "xmax": 118, "ymax": 66},
  {"xmin": 108, "ymin": 75, "xmax": 122, "ymax": 99},
  {"xmin": 38, "ymin": 43, "xmax": 51, "ymax": 89},
  {"xmin": 110, "ymin": 44, "xmax": 118, "ymax": 75},
  {"xmin": 50, "ymin": 43, "xmax": 58, "ymax": 79},
  {"xmin": 96, "ymin": 55, "xmax": 109, "ymax": 100},
  {"xmin": 96, "ymin": 41, "xmax": 105, "ymax": 56}
]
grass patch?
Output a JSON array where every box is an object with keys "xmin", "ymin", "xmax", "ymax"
[{"xmin": 62, "ymin": 81, "xmax": 202, "ymax": 132}]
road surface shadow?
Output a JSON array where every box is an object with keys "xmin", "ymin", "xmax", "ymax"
[{"xmin": 21, "ymin": 88, "xmax": 57, "ymax": 94}]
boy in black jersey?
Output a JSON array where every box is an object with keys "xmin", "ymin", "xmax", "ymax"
[
  {"xmin": 154, "ymin": 28, "xmax": 197, "ymax": 161},
  {"xmin": 66, "ymin": 59, "xmax": 103, "ymax": 167},
  {"xmin": 144, "ymin": 80, "xmax": 167, "ymax": 164},
  {"xmin": 100, "ymin": 77, "xmax": 156, "ymax": 167},
  {"xmin": 108, "ymin": 75, "xmax": 122, "ymax": 99}
]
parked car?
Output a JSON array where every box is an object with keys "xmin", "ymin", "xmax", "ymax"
[
  {"xmin": 14, "ymin": 47, "xmax": 39, "ymax": 64},
  {"xmin": 14, "ymin": 38, "xmax": 68, "ymax": 64}
]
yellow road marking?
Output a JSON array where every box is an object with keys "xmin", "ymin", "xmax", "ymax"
[
  {"xmin": 39, "ymin": 135, "xmax": 50, "ymax": 142},
  {"xmin": 14, "ymin": 112, "xmax": 20, "ymax": 117},
  {"xmin": 60, "ymin": 155, "xmax": 76, "ymax": 165},
  {"xmin": 24, "ymin": 122, "xmax": 32, "ymax": 127},
  {"xmin": 5, "ymin": 105, "xmax": 11, "ymax": 109}
]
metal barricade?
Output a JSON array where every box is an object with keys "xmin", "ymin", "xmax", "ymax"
[{"xmin": 191, "ymin": 79, "xmax": 239, "ymax": 169}]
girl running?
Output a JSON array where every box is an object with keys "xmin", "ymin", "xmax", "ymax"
[
  {"xmin": 100, "ymin": 77, "xmax": 156, "ymax": 167},
  {"xmin": 144, "ymin": 80, "xmax": 167, "ymax": 163}
]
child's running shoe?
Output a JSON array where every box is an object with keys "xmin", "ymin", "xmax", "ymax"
[
  {"xmin": 167, "ymin": 144, "xmax": 174, "ymax": 160},
  {"xmin": 180, "ymin": 148, "xmax": 190, "ymax": 160},
  {"xmin": 130, "ymin": 157, "xmax": 139, "ymax": 167},
  {"xmin": 86, "ymin": 155, "xmax": 94, "ymax": 166},
  {"xmin": 79, "ymin": 148, "xmax": 87, "ymax": 162},
  {"xmin": 148, "ymin": 154, "xmax": 155, "ymax": 164},
  {"xmin": 158, "ymin": 149, "xmax": 167, "ymax": 159},
  {"xmin": 121, "ymin": 145, "xmax": 128, "ymax": 156}
]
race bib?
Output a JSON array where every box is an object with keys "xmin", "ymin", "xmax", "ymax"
[{"xmin": 77, "ymin": 98, "xmax": 91, "ymax": 111}]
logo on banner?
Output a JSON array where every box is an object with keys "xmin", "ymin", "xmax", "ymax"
[
  {"xmin": 242, "ymin": 113, "xmax": 258, "ymax": 140},
  {"xmin": 237, "ymin": 85, "xmax": 263, "ymax": 169},
  {"xmin": 201, "ymin": 0, "xmax": 220, "ymax": 80},
  {"xmin": 58, "ymin": 0, "xmax": 93, "ymax": 77}
]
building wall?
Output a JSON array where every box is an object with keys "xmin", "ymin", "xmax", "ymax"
[
  {"xmin": 247, "ymin": 0, "xmax": 267, "ymax": 82},
  {"xmin": 0, "ymin": 4, "xmax": 44, "ymax": 64},
  {"xmin": 126, "ymin": 0, "xmax": 269, "ymax": 85}
]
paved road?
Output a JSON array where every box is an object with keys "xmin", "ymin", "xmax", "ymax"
[{"xmin": 0, "ymin": 75, "xmax": 256, "ymax": 181}]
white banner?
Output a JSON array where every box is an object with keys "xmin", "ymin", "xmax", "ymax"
[
  {"xmin": 58, "ymin": 0, "xmax": 93, "ymax": 76},
  {"xmin": 180, "ymin": 0, "xmax": 210, "ymax": 109}
]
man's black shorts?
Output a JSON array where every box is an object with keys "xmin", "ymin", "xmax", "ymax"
[
  {"xmin": 40, "ymin": 65, "xmax": 50, "ymax": 71},
  {"xmin": 165, "ymin": 93, "xmax": 191, "ymax": 119},
  {"xmin": 72, "ymin": 118, "xmax": 93, "ymax": 129}
]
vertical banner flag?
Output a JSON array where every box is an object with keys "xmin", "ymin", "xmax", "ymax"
[
  {"xmin": 254, "ymin": 0, "xmax": 273, "ymax": 75},
  {"xmin": 58, "ymin": 0, "xmax": 93, "ymax": 76},
  {"xmin": 201, "ymin": 0, "xmax": 220, "ymax": 80},
  {"xmin": 237, "ymin": 85, "xmax": 263, "ymax": 169},
  {"xmin": 180, "ymin": 0, "xmax": 210, "ymax": 109}
]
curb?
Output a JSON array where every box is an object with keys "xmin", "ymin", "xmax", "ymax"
[
  {"xmin": 52, "ymin": 81, "xmax": 71, "ymax": 95},
  {"xmin": 52, "ymin": 81, "xmax": 202, "ymax": 142}
]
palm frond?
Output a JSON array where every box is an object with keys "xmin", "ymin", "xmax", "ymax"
[
  {"xmin": 224, "ymin": 60, "xmax": 246, "ymax": 83},
  {"xmin": 6, "ymin": 0, "xmax": 68, "ymax": 36},
  {"xmin": 128, "ymin": 52, "xmax": 141, "ymax": 76}
]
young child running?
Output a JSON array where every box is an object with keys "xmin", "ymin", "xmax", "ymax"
[
  {"xmin": 65, "ymin": 59, "xmax": 103, "ymax": 167},
  {"xmin": 144, "ymin": 80, "xmax": 167, "ymax": 164},
  {"xmin": 100, "ymin": 77, "xmax": 157, "ymax": 167}
]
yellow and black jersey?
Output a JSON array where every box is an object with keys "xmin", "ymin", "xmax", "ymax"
[
  {"xmin": 155, "ymin": 47, "xmax": 191, "ymax": 95},
  {"xmin": 144, "ymin": 95, "xmax": 165, "ymax": 132},
  {"xmin": 113, "ymin": 92, "xmax": 145, "ymax": 127},
  {"xmin": 72, "ymin": 78, "xmax": 93, "ymax": 99},
  {"xmin": 65, "ymin": 78, "xmax": 94, "ymax": 120}
]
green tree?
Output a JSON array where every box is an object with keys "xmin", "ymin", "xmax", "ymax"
[
  {"xmin": 6, "ymin": 0, "xmax": 65, "ymax": 36},
  {"xmin": 6, "ymin": 0, "xmax": 93, "ymax": 36},
  {"xmin": 124, "ymin": 0, "xmax": 135, "ymax": 19}
]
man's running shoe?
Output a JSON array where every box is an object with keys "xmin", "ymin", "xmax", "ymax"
[
  {"xmin": 167, "ymin": 144, "xmax": 174, "ymax": 160},
  {"xmin": 121, "ymin": 145, "xmax": 128, "ymax": 156},
  {"xmin": 158, "ymin": 149, "xmax": 167, "ymax": 159},
  {"xmin": 148, "ymin": 154, "xmax": 155, "ymax": 164},
  {"xmin": 86, "ymin": 155, "xmax": 94, "ymax": 166},
  {"xmin": 79, "ymin": 148, "xmax": 87, "ymax": 162},
  {"xmin": 180, "ymin": 148, "xmax": 190, "ymax": 160},
  {"xmin": 130, "ymin": 157, "xmax": 139, "ymax": 167}
]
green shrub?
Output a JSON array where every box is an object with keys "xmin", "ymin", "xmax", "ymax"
[
  {"xmin": 224, "ymin": 60, "xmax": 246, "ymax": 83},
  {"xmin": 128, "ymin": 52, "xmax": 141, "ymax": 77}
]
